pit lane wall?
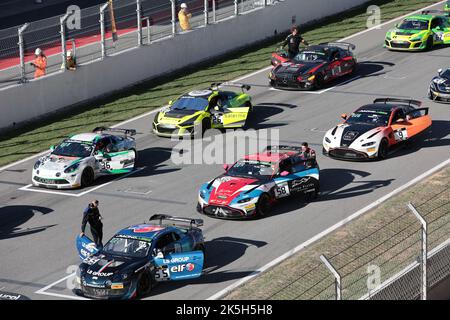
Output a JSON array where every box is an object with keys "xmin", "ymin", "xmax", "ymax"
[{"xmin": 0, "ymin": 0, "xmax": 369, "ymax": 130}]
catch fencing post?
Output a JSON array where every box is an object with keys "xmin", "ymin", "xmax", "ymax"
[
  {"xmin": 17, "ymin": 23, "xmax": 29, "ymax": 83},
  {"xmin": 204, "ymin": 0, "xmax": 209, "ymax": 26},
  {"xmin": 136, "ymin": 0, "xmax": 142, "ymax": 46},
  {"xmin": 212, "ymin": 0, "xmax": 216, "ymax": 23},
  {"xmin": 408, "ymin": 202, "xmax": 427, "ymax": 300},
  {"xmin": 234, "ymin": 0, "xmax": 238, "ymax": 16},
  {"xmin": 100, "ymin": 2, "xmax": 109, "ymax": 59},
  {"xmin": 320, "ymin": 255, "xmax": 342, "ymax": 300},
  {"xmin": 170, "ymin": 0, "xmax": 176, "ymax": 36},
  {"xmin": 144, "ymin": 17, "xmax": 151, "ymax": 44},
  {"xmin": 60, "ymin": 13, "xmax": 70, "ymax": 71}
]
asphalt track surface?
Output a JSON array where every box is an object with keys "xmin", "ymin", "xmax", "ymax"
[{"xmin": 0, "ymin": 2, "xmax": 449, "ymax": 300}]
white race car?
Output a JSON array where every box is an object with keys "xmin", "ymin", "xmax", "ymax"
[
  {"xmin": 32, "ymin": 127, "xmax": 137, "ymax": 189},
  {"xmin": 322, "ymin": 98, "xmax": 432, "ymax": 160}
]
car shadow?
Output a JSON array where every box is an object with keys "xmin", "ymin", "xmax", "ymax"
[
  {"xmin": 387, "ymin": 120, "xmax": 450, "ymax": 159},
  {"xmin": 131, "ymin": 147, "xmax": 180, "ymax": 178},
  {"xmin": 0, "ymin": 205, "xmax": 56, "ymax": 240},
  {"xmin": 249, "ymin": 104, "xmax": 287, "ymax": 130},
  {"xmin": 144, "ymin": 236, "xmax": 267, "ymax": 298}
]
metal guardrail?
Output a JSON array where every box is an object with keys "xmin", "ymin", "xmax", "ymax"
[{"xmin": 0, "ymin": 0, "xmax": 278, "ymax": 88}]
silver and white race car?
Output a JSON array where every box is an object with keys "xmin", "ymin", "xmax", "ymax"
[{"xmin": 32, "ymin": 127, "xmax": 137, "ymax": 189}]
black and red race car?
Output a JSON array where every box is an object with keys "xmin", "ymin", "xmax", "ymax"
[{"xmin": 269, "ymin": 42, "xmax": 357, "ymax": 90}]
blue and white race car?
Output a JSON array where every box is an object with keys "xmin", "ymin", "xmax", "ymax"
[
  {"xmin": 32, "ymin": 127, "xmax": 137, "ymax": 189},
  {"xmin": 75, "ymin": 215, "xmax": 205, "ymax": 300},
  {"xmin": 197, "ymin": 145, "xmax": 320, "ymax": 219}
]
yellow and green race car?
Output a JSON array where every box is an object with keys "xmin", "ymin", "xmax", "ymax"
[
  {"xmin": 384, "ymin": 10, "xmax": 450, "ymax": 51},
  {"xmin": 152, "ymin": 83, "xmax": 253, "ymax": 137}
]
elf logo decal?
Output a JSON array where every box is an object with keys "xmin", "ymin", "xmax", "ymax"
[{"xmin": 170, "ymin": 263, "xmax": 195, "ymax": 273}]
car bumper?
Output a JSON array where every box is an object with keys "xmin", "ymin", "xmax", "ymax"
[
  {"xmin": 152, "ymin": 122, "xmax": 196, "ymax": 138},
  {"xmin": 384, "ymin": 39, "xmax": 426, "ymax": 51},
  {"xmin": 430, "ymin": 88, "xmax": 450, "ymax": 103},
  {"xmin": 323, "ymin": 147, "xmax": 374, "ymax": 161},
  {"xmin": 31, "ymin": 173, "xmax": 80, "ymax": 189},
  {"xmin": 269, "ymin": 79, "xmax": 315, "ymax": 91},
  {"xmin": 80, "ymin": 285, "xmax": 134, "ymax": 300},
  {"xmin": 197, "ymin": 202, "xmax": 257, "ymax": 220}
]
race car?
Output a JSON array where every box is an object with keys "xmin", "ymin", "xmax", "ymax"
[
  {"xmin": 197, "ymin": 146, "xmax": 320, "ymax": 219},
  {"xmin": 322, "ymin": 98, "xmax": 432, "ymax": 161},
  {"xmin": 152, "ymin": 83, "xmax": 253, "ymax": 137},
  {"xmin": 428, "ymin": 67, "xmax": 450, "ymax": 102},
  {"xmin": 269, "ymin": 42, "xmax": 357, "ymax": 90},
  {"xmin": 384, "ymin": 10, "xmax": 450, "ymax": 51},
  {"xmin": 32, "ymin": 127, "xmax": 137, "ymax": 189},
  {"xmin": 75, "ymin": 214, "xmax": 205, "ymax": 300}
]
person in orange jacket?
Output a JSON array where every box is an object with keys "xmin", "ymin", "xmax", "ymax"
[
  {"xmin": 178, "ymin": 3, "xmax": 192, "ymax": 31},
  {"xmin": 30, "ymin": 48, "xmax": 47, "ymax": 79}
]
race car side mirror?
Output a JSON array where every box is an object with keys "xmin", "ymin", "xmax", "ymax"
[
  {"xmin": 438, "ymin": 68, "xmax": 443, "ymax": 75},
  {"xmin": 49, "ymin": 145, "xmax": 55, "ymax": 151},
  {"xmin": 280, "ymin": 171, "xmax": 290, "ymax": 177},
  {"xmin": 223, "ymin": 164, "xmax": 229, "ymax": 171},
  {"xmin": 341, "ymin": 113, "xmax": 348, "ymax": 120}
]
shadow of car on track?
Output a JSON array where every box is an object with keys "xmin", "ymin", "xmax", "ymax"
[
  {"xmin": 143, "ymin": 236, "xmax": 267, "ymax": 298},
  {"xmin": 386, "ymin": 120, "xmax": 450, "ymax": 160},
  {"xmin": 130, "ymin": 146, "xmax": 181, "ymax": 178},
  {"xmin": 0, "ymin": 205, "xmax": 55, "ymax": 240},
  {"xmin": 247, "ymin": 104, "xmax": 288, "ymax": 130}
]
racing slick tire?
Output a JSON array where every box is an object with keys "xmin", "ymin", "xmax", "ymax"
[
  {"xmin": 425, "ymin": 36, "xmax": 433, "ymax": 51},
  {"xmin": 131, "ymin": 149, "xmax": 138, "ymax": 169},
  {"xmin": 243, "ymin": 102, "xmax": 253, "ymax": 129},
  {"xmin": 256, "ymin": 193, "xmax": 271, "ymax": 217},
  {"xmin": 136, "ymin": 272, "xmax": 152, "ymax": 299},
  {"xmin": 80, "ymin": 167, "xmax": 95, "ymax": 187},
  {"xmin": 314, "ymin": 74, "xmax": 324, "ymax": 90},
  {"xmin": 377, "ymin": 139, "xmax": 389, "ymax": 160},
  {"xmin": 304, "ymin": 184, "xmax": 320, "ymax": 202},
  {"xmin": 200, "ymin": 118, "xmax": 212, "ymax": 138}
]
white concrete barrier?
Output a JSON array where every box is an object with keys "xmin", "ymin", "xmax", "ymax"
[{"xmin": 0, "ymin": 0, "xmax": 369, "ymax": 130}]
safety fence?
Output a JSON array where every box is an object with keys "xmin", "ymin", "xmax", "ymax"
[
  {"xmin": 0, "ymin": 0, "xmax": 278, "ymax": 87},
  {"xmin": 263, "ymin": 186, "xmax": 450, "ymax": 300}
]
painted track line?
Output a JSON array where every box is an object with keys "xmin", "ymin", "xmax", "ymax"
[
  {"xmin": 35, "ymin": 272, "xmax": 89, "ymax": 300},
  {"xmin": 18, "ymin": 167, "xmax": 145, "ymax": 197},
  {"xmin": 208, "ymin": 157, "xmax": 450, "ymax": 300}
]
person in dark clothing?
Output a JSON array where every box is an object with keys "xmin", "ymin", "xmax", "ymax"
[
  {"xmin": 300, "ymin": 142, "xmax": 316, "ymax": 160},
  {"xmin": 80, "ymin": 200, "xmax": 103, "ymax": 248},
  {"xmin": 280, "ymin": 25, "xmax": 309, "ymax": 59}
]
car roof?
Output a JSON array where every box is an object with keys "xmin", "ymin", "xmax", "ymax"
[
  {"xmin": 116, "ymin": 224, "xmax": 171, "ymax": 240},
  {"xmin": 70, "ymin": 133, "xmax": 101, "ymax": 142},
  {"xmin": 357, "ymin": 103, "xmax": 401, "ymax": 113},
  {"xmin": 243, "ymin": 152, "xmax": 295, "ymax": 163}
]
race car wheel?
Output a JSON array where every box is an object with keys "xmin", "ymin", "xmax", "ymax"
[
  {"xmin": 304, "ymin": 184, "xmax": 320, "ymax": 202},
  {"xmin": 425, "ymin": 36, "xmax": 433, "ymax": 51},
  {"xmin": 314, "ymin": 74, "xmax": 324, "ymax": 90},
  {"xmin": 243, "ymin": 102, "xmax": 253, "ymax": 129},
  {"xmin": 81, "ymin": 167, "xmax": 95, "ymax": 187},
  {"xmin": 256, "ymin": 193, "xmax": 271, "ymax": 217},
  {"xmin": 201, "ymin": 118, "xmax": 211, "ymax": 138},
  {"xmin": 377, "ymin": 139, "xmax": 389, "ymax": 160},
  {"xmin": 136, "ymin": 272, "xmax": 152, "ymax": 298}
]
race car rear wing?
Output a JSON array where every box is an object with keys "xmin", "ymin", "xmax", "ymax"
[
  {"xmin": 149, "ymin": 214, "xmax": 204, "ymax": 228},
  {"xmin": 210, "ymin": 82, "xmax": 251, "ymax": 92},
  {"xmin": 373, "ymin": 98, "xmax": 422, "ymax": 107},
  {"xmin": 319, "ymin": 42, "xmax": 356, "ymax": 51},
  {"xmin": 264, "ymin": 145, "xmax": 302, "ymax": 154},
  {"xmin": 92, "ymin": 126, "xmax": 137, "ymax": 137},
  {"xmin": 421, "ymin": 10, "xmax": 450, "ymax": 17}
]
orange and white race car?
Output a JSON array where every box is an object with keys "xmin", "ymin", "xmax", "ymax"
[{"xmin": 322, "ymin": 98, "xmax": 432, "ymax": 160}]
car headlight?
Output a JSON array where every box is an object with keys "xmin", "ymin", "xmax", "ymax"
[
  {"xmin": 64, "ymin": 162, "xmax": 80, "ymax": 174},
  {"xmin": 324, "ymin": 137, "xmax": 331, "ymax": 143},
  {"xmin": 385, "ymin": 35, "xmax": 392, "ymax": 41},
  {"xmin": 34, "ymin": 160, "xmax": 41, "ymax": 169},
  {"xmin": 180, "ymin": 115, "xmax": 200, "ymax": 127},
  {"xmin": 199, "ymin": 190, "xmax": 208, "ymax": 199},
  {"xmin": 410, "ymin": 36, "xmax": 422, "ymax": 42},
  {"xmin": 307, "ymin": 75, "xmax": 316, "ymax": 82},
  {"xmin": 238, "ymin": 197, "xmax": 252, "ymax": 204},
  {"xmin": 362, "ymin": 141, "xmax": 376, "ymax": 147}
]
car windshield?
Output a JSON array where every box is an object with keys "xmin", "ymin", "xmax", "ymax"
[
  {"xmin": 441, "ymin": 68, "xmax": 450, "ymax": 78},
  {"xmin": 52, "ymin": 141, "xmax": 93, "ymax": 158},
  {"xmin": 102, "ymin": 237, "xmax": 151, "ymax": 257},
  {"xmin": 294, "ymin": 51, "xmax": 327, "ymax": 62},
  {"xmin": 227, "ymin": 159, "xmax": 276, "ymax": 179},
  {"xmin": 398, "ymin": 19, "xmax": 429, "ymax": 30},
  {"xmin": 346, "ymin": 110, "xmax": 391, "ymax": 126},
  {"xmin": 171, "ymin": 96, "xmax": 209, "ymax": 111}
]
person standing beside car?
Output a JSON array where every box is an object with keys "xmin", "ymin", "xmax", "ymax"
[
  {"xmin": 80, "ymin": 200, "xmax": 103, "ymax": 248},
  {"xmin": 280, "ymin": 25, "xmax": 309, "ymax": 59}
]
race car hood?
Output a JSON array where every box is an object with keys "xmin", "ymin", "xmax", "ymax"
[
  {"xmin": 388, "ymin": 28, "xmax": 425, "ymax": 39},
  {"xmin": 273, "ymin": 61, "xmax": 323, "ymax": 76},
  {"xmin": 432, "ymin": 76, "xmax": 450, "ymax": 92},
  {"xmin": 36, "ymin": 154, "xmax": 82, "ymax": 172},
  {"xmin": 80, "ymin": 253, "xmax": 146, "ymax": 286},
  {"xmin": 332, "ymin": 123, "xmax": 383, "ymax": 147},
  {"xmin": 208, "ymin": 176, "xmax": 259, "ymax": 205},
  {"xmin": 157, "ymin": 108, "xmax": 203, "ymax": 124}
]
